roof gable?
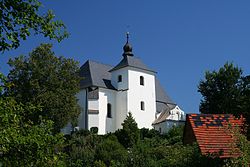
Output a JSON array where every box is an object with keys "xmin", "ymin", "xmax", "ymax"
[{"xmin": 184, "ymin": 114, "xmax": 244, "ymax": 158}]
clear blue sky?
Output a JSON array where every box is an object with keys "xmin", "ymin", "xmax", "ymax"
[{"xmin": 1, "ymin": 0, "xmax": 250, "ymax": 113}]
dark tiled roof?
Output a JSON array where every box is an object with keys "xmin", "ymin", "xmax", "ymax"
[
  {"xmin": 79, "ymin": 60, "xmax": 116, "ymax": 90},
  {"xmin": 109, "ymin": 55, "xmax": 155, "ymax": 73},
  {"xmin": 155, "ymin": 78, "xmax": 176, "ymax": 107},
  {"xmin": 184, "ymin": 114, "xmax": 244, "ymax": 158}
]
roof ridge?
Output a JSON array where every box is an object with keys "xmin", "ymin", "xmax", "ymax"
[{"xmin": 87, "ymin": 59, "xmax": 114, "ymax": 68}]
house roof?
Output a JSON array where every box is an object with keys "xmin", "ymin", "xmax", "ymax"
[
  {"xmin": 184, "ymin": 114, "xmax": 244, "ymax": 158},
  {"xmin": 152, "ymin": 109, "xmax": 171, "ymax": 125},
  {"xmin": 79, "ymin": 60, "xmax": 175, "ymax": 106},
  {"xmin": 109, "ymin": 55, "xmax": 156, "ymax": 73}
]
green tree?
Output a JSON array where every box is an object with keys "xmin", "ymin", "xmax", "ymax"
[
  {"xmin": 115, "ymin": 112, "xmax": 140, "ymax": 148},
  {"xmin": 198, "ymin": 62, "xmax": 250, "ymax": 138},
  {"xmin": 65, "ymin": 130, "xmax": 102, "ymax": 167},
  {"xmin": 0, "ymin": 97, "xmax": 66, "ymax": 166},
  {"xmin": 0, "ymin": 0, "xmax": 68, "ymax": 52},
  {"xmin": 198, "ymin": 62, "xmax": 242, "ymax": 115},
  {"xmin": 5, "ymin": 44, "xmax": 80, "ymax": 132},
  {"xmin": 95, "ymin": 135, "xmax": 128, "ymax": 167}
]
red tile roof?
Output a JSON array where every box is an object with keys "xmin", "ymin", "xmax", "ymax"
[{"xmin": 184, "ymin": 114, "xmax": 244, "ymax": 158}]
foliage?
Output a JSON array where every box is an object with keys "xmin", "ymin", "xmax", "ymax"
[
  {"xmin": 198, "ymin": 62, "xmax": 250, "ymax": 138},
  {"xmin": 5, "ymin": 43, "xmax": 81, "ymax": 132},
  {"xmin": 163, "ymin": 125, "xmax": 184, "ymax": 145},
  {"xmin": 65, "ymin": 130, "xmax": 102, "ymax": 167},
  {"xmin": 0, "ymin": 0, "xmax": 68, "ymax": 52},
  {"xmin": 223, "ymin": 127, "xmax": 250, "ymax": 167},
  {"xmin": 115, "ymin": 112, "xmax": 140, "ymax": 148},
  {"xmin": 90, "ymin": 127, "xmax": 99, "ymax": 134},
  {"xmin": 140, "ymin": 128, "xmax": 160, "ymax": 139},
  {"xmin": 95, "ymin": 135, "xmax": 128, "ymax": 166},
  {"xmin": 0, "ymin": 97, "xmax": 66, "ymax": 166},
  {"xmin": 198, "ymin": 62, "xmax": 243, "ymax": 114}
]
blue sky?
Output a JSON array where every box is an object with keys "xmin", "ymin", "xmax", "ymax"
[{"xmin": 1, "ymin": 1, "xmax": 250, "ymax": 113}]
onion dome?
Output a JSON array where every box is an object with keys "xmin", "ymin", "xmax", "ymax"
[{"xmin": 123, "ymin": 32, "xmax": 134, "ymax": 56}]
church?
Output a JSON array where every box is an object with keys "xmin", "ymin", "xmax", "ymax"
[{"xmin": 62, "ymin": 33, "xmax": 185, "ymax": 135}]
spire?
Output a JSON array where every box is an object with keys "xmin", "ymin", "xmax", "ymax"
[
  {"xmin": 123, "ymin": 32, "xmax": 133, "ymax": 57},
  {"xmin": 126, "ymin": 31, "xmax": 129, "ymax": 43}
]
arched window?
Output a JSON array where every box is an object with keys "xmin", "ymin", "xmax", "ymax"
[
  {"xmin": 140, "ymin": 76, "xmax": 144, "ymax": 86},
  {"xmin": 118, "ymin": 75, "xmax": 122, "ymax": 82},
  {"xmin": 107, "ymin": 103, "xmax": 112, "ymax": 118},
  {"xmin": 141, "ymin": 101, "xmax": 145, "ymax": 111}
]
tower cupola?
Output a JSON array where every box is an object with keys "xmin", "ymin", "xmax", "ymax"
[{"xmin": 123, "ymin": 32, "xmax": 134, "ymax": 57}]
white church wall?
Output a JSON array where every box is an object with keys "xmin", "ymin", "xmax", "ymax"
[
  {"xmin": 61, "ymin": 89, "xmax": 87, "ymax": 134},
  {"xmin": 115, "ymin": 91, "xmax": 128, "ymax": 130},
  {"xmin": 98, "ymin": 88, "xmax": 116, "ymax": 134},
  {"xmin": 88, "ymin": 99, "xmax": 99, "ymax": 110},
  {"xmin": 127, "ymin": 68, "xmax": 156, "ymax": 129},
  {"xmin": 76, "ymin": 89, "xmax": 87, "ymax": 129},
  {"xmin": 88, "ymin": 113, "xmax": 99, "ymax": 131},
  {"xmin": 111, "ymin": 67, "xmax": 129, "ymax": 90}
]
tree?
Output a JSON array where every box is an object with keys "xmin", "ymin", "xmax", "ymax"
[
  {"xmin": 0, "ymin": 0, "xmax": 68, "ymax": 52},
  {"xmin": 115, "ymin": 112, "xmax": 140, "ymax": 148},
  {"xmin": 5, "ymin": 44, "xmax": 80, "ymax": 132},
  {"xmin": 198, "ymin": 62, "xmax": 250, "ymax": 138},
  {"xmin": 0, "ymin": 75, "xmax": 66, "ymax": 166},
  {"xmin": 95, "ymin": 135, "xmax": 128, "ymax": 166},
  {"xmin": 198, "ymin": 62, "xmax": 243, "ymax": 114}
]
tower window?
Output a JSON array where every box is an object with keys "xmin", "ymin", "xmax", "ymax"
[
  {"xmin": 118, "ymin": 75, "xmax": 122, "ymax": 82},
  {"xmin": 140, "ymin": 76, "xmax": 144, "ymax": 86},
  {"xmin": 107, "ymin": 103, "xmax": 112, "ymax": 118},
  {"xmin": 141, "ymin": 101, "xmax": 145, "ymax": 111}
]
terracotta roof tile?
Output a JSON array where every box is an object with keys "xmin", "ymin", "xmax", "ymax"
[{"xmin": 184, "ymin": 114, "xmax": 244, "ymax": 158}]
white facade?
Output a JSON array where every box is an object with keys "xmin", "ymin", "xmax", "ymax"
[
  {"xmin": 127, "ymin": 68, "xmax": 156, "ymax": 129},
  {"xmin": 70, "ymin": 66, "xmax": 157, "ymax": 134}
]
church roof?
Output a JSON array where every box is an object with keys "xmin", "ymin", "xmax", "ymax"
[
  {"xmin": 109, "ymin": 55, "xmax": 156, "ymax": 73},
  {"xmin": 79, "ymin": 60, "xmax": 115, "ymax": 90},
  {"xmin": 155, "ymin": 79, "xmax": 176, "ymax": 106},
  {"xmin": 79, "ymin": 60, "xmax": 175, "ymax": 106}
]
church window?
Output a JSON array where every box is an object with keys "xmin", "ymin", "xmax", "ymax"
[
  {"xmin": 140, "ymin": 76, "xmax": 144, "ymax": 86},
  {"xmin": 107, "ymin": 103, "xmax": 112, "ymax": 118},
  {"xmin": 141, "ymin": 101, "xmax": 145, "ymax": 111},
  {"xmin": 118, "ymin": 75, "xmax": 122, "ymax": 82}
]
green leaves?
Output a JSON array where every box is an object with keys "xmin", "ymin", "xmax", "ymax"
[
  {"xmin": 5, "ymin": 43, "xmax": 81, "ymax": 132},
  {"xmin": 0, "ymin": 0, "xmax": 69, "ymax": 52},
  {"xmin": 116, "ymin": 112, "xmax": 140, "ymax": 148},
  {"xmin": 198, "ymin": 62, "xmax": 243, "ymax": 115},
  {"xmin": 0, "ymin": 97, "xmax": 66, "ymax": 166}
]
